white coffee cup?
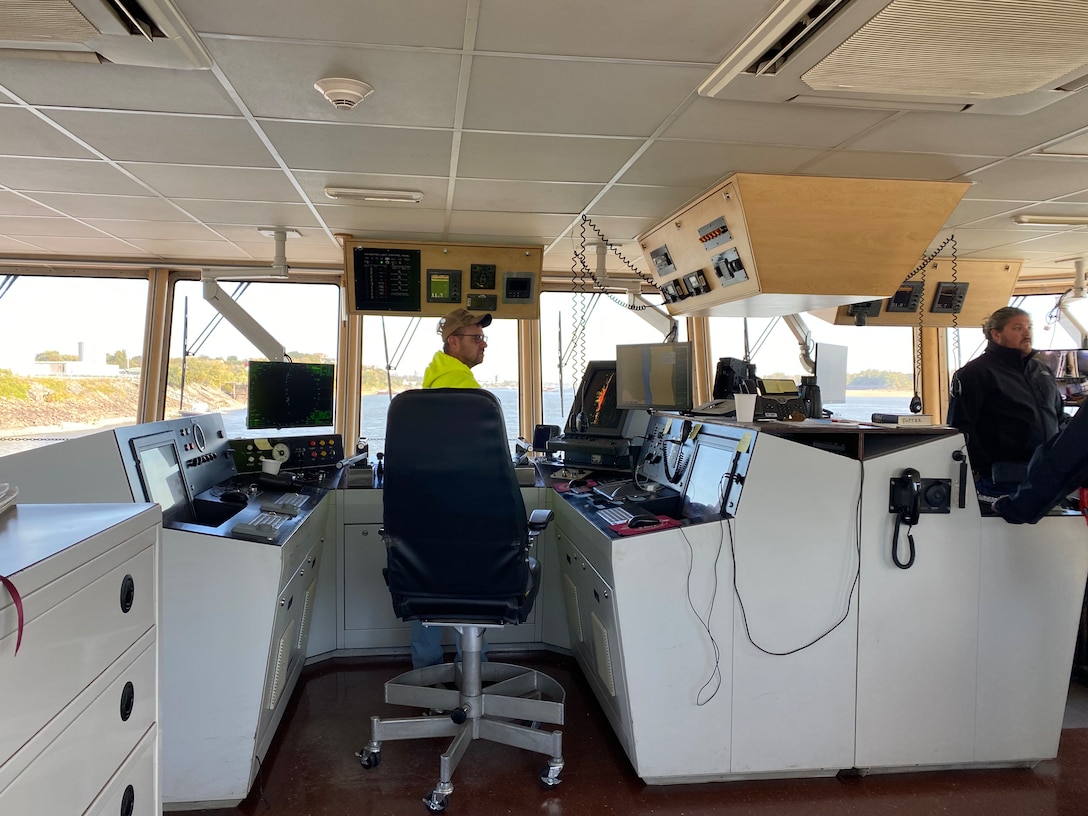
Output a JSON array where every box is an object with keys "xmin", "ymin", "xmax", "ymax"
[
  {"xmin": 734, "ymin": 393, "xmax": 757, "ymax": 423},
  {"xmin": 261, "ymin": 458, "xmax": 281, "ymax": 475}
]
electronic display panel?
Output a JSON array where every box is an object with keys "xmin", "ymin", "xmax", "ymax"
[
  {"xmin": 565, "ymin": 362, "xmax": 625, "ymax": 437},
  {"xmin": 352, "ymin": 246, "xmax": 422, "ymax": 312},
  {"xmin": 247, "ymin": 361, "xmax": 335, "ymax": 430},
  {"xmin": 615, "ymin": 342, "xmax": 694, "ymax": 411},
  {"xmin": 130, "ymin": 431, "xmax": 192, "ymax": 522},
  {"xmin": 681, "ymin": 437, "xmax": 740, "ymax": 522}
]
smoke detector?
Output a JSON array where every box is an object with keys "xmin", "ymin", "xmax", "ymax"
[{"xmin": 314, "ymin": 77, "xmax": 374, "ymax": 110}]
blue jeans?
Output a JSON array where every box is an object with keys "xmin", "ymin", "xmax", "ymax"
[{"xmin": 410, "ymin": 621, "xmax": 489, "ymax": 669}]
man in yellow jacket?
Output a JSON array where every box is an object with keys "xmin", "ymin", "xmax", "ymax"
[
  {"xmin": 412, "ymin": 308, "xmax": 493, "ymax": 669},
  {"xmin": 422, "ymin": 308, "xmax": 491, "ymax": 388}
]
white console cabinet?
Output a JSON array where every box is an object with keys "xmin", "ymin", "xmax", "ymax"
[{"xmin": 0, "ymin": 503, "xmax": 162, "ymax": 816}]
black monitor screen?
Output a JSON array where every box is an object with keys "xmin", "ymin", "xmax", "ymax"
[
  {"xmin": 565, "ymin": 362, "xmax": 625, "ymax": 437},
  {"xmin": 130, "ymin": 431, "xmax": 192, "ymax": 522},
  {"xmin": 247, "ymin": 361, "xmax": 335, "ymax": 430},
  {"xmin": 615, "ymin": 342, "xmax": 694, "ymax": 411},
  {"xmin": 681, "ymin": 437, "xmax": 740, "ymax": 522}
]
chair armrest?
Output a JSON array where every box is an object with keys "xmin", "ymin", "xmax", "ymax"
[{"xmin": 528, "ymin": 508, "xmax": 554, "ymax": 532}]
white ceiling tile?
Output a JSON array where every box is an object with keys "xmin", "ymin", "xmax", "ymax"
[
  {"xmin": 967, "ymin": 158, "xmax": 1088, "ymax": 200},
  {"xmin": 447, "ymin": 211, "xmax": 574, "ymax": 239},
  {"xmin": 0, "ymin": 192, "xmax": 59, "ymax": 217},
  {"xmin": 28, "ymin": 193, "xmax": 190, "ymax": 221},
  {"xmin": 261, "ymin": 121, "xmax": 453, "ymax": 175},
  {"xmin": 0, "ymin": 60, "xmax": 237, "ymax": 114},
  {"xmin": 8, "ymin": 236, "xmax": 148, "ymax": 255},
  {"xmin": 177, "ymin": 0, "xmax": 470, "ymax": 47},
  {"xmin": 205, "ymin": 39, "xmax": 462, "ymax": 127},
  {"xmin": 453, "ymin": 180, "xmax": 601, "ymax": 214},
  {"xmin": 229, "ymin": 241, "xmax": 346, "ymax": 265},
  {"xmin": 122, "ymin": 164, "xmax": 303, "ymax": 201},
  {"xmin": 592, "ymin": 185, "xmax": 705, "ymax": 217},
  {"xmin": 47, "ymin": 110, "xmax": 276, "ymax": 166},
  {"xmin": 0, "ymin": 216, "xmax": 104, "ymax": 238},
  {"xmin": 0, "ymin": 158, "xmax": 148, "ymax": 195},
  {"xmin": 474, "ymin": 0, "xmax": 762, "ymax": 63},
  {"xmin": 82, "ymin": 220, "xmax": 222, "ymax": 241},
  {"xmin": 463, "ymin": 56, "xmax": 706, "ymax": 137},
  {"xmin": 175, "ymin": 200, "xmax": 321, "ymax": 227},
  {"xmin": 623, "ymin": 142, "xmax": 824, "ymax": 187},
  {"xmin": 945, "ymin": 199, "xmax": 1033, "ymax": 227},
  {"xmin": 125, "ymin": 238, "xmax": 253, "ymax": 258},
  {"xmin": 848, "ymin": 110, "xmax": 1064, "ymax": 156},
  {"xmin": 458, "ymin": 133, "xmax": 638, "ymax": 182},
  {"xmin": 314, "ymin": 204, "xmax": 448, "ymax": 233},
  {"xmin": 667, "ymin": 99, "xmax": 891, "ymax": 147},
  {"xmin": 0, "ymin": 108, "xmax": 95, "ymax": 159},
  {"xmin": 800, "ymin": 150, "xmax": 990, "ymax": 181},
  {"xmin": 0, "ymin": 234, "xmax": 43, "ymax": 251}
]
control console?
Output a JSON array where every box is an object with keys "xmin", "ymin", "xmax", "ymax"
[{"xmin": 230, "ymin": 434, "xmax": 345, "ymax": 473}]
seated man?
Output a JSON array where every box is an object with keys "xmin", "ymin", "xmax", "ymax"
[
  {"xmin": 995, "ymin": 403, "xmax": 1088, "ymax": 524},
  {"xmin": 948, "ymin": 307, "xmax": 1067, "ymax": 493}
]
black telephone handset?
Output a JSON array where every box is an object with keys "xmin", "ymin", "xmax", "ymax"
[
  {"xmin": 889, "ymin": 467, "xmax": 922, "ymax": 569},
  {"xmin": 890, "ymin": 467, "xmax": 922, "ymax": 526}
]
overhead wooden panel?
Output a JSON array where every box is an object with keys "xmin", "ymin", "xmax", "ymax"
[
  {"xmin": 636, "ymin": 173, "xmax": 969, "ymax": 318},
  {"xmin": 815, "ymin": 258, "xmax": 1022, "ymax": 327},
  {"xmin": 342, "ymin": 238, "xmax": 543, "ymax": 319}
]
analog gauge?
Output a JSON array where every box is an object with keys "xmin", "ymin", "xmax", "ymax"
[
  {"xmin": 191, "ymin": 422, "xmax": 207, "ymax": 452},
  {"xmin": 272, "ymin": 442, "xmax": 291, "ymax": 463}
]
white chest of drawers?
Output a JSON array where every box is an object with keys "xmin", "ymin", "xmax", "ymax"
[{"xmin": 0, "ymin": 503, "xmax": 161, "ymax": 816}]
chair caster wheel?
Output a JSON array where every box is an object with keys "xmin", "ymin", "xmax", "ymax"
[
  {"xmin": 539, "ymin": 765, "xmax": 562, "ymax": 788},
  {"xmin": 423, "ymin": 791, "xmax": 449, "ymax": 812},
  {"xmin": 356, "ymin": 748, "xmax": 381, "ymax": 769}
]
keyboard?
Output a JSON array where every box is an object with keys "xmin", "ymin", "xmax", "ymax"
[
  {"xmin": 259, "ymin": 492, "xmax": 308, "ymax": 516},
  {"xmin": 596, "ymin": 506, "xmax": 633, "ymax": 526},
  {"xmin": 232, "ymin": 512, "xmax": 288, "ymax": 543}
]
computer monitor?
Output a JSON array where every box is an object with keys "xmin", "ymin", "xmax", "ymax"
[
  {"xmin": 615, "ymin": 341, "xmax": 694, "ymax": 411},
  {"xmin": 564, "ymin": 361, "xmax": 625, "ymax": 437},
  {"xmin": 246, "ymin": 360, "xmax": 336, "ymax": 430},
  {"xmin": 681, "ymin": 436, "xmax": 741, "ymax": 522},
  {"xmin": 130, "ymin": 430, "xmax": 193, "ymax": 523},
  {"xmin": 815, "ymin": 342, "xmax": 848, "ymax": 404}
]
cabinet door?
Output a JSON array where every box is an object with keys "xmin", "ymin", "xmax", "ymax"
[{"xmin": 343, "ymin": 524, "xmax": 410, "ymax": 648}]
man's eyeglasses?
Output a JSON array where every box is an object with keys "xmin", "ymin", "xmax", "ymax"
[{"xmin": 453, "ymin": 333, "xmax": 487, "ymax": 343}]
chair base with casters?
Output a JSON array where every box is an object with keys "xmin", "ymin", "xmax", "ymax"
[{"xmin": 357, "ymin": 623, "xmax": 565, "ymax": 813}]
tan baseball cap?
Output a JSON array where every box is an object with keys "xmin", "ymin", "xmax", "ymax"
[{"xmin": 438, "ymin": 308, "xmax": 492, "ymax": 341}]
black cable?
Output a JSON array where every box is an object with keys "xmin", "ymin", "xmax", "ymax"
[
  {"xmin": 731, "ymin": 460, "xmax": 864, "ymax": 657},
  {"xmin": 682, "ymin": 520, "xmax": 724, "ymax": 705},
  {"xmin": 891, "ymin": 515, "xmax": 916, "ymax": 569}
]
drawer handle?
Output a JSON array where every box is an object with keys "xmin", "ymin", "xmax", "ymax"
[
  {"xmin": 121, "ymin": 784, "xmax": 135, "ymax": 816},
  {"xmin": 119, "ymin": 574, "xmax": 135, "ymax": 614},
  {"xmin": 120, "ymin": 681, "xmax": 135, "ymax": 722}
]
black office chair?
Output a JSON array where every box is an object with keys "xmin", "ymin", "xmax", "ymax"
[{"xmin": 357, "ymin": 388, "xmax": 564, "ymax": 813}]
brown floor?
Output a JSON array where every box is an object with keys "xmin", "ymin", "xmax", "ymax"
[{"xmin": 175, "ymin": 652, "xmax": 1088, "ymax": 816}]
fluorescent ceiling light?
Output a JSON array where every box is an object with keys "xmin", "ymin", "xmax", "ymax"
[
  {"xmin": 1011, "ymin": 214, "xmax": 1088, "ymax": 227},
  {"xmin": 323, "ymin": 187, "xmax": 422, "ymax": 203}
]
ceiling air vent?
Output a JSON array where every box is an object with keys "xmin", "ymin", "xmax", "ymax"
[
  {"xmin": 745, "ymin": 0, "xmax": 851, "ymax": 78},
  {"xmin": 0, "ymin": 0, "xmax": 211, "ymax": 69},
  {"xmin": 802, "ymin": 0, "xmax": 1088, "ymax": 99}
]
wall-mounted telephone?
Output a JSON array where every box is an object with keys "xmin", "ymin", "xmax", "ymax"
[
  {"xmin": 890, "ymin": 468, "xmax": 922, "ymax": 526},
  {"xmin": 888, "ymin": 469, "xmax": 953, "ymax": 569}
]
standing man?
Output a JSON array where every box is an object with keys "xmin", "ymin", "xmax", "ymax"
[
  {"xmin": 412, "ymin": 308, "xmax": 492, "ymax": 669},
  {"xmin": 949, "ymin": 306, "xmax": 1068, "ymax": 492}
]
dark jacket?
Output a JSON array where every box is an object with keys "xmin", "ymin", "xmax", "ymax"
[
  {"xmin": 948, "ymin": 341, "xmax": 1067, "ymax": 479},
  {"xmin": 997, "ymin": 403, "xmax": 1088, "ymax": 524}
]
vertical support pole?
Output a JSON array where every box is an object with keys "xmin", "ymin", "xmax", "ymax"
[
  {"xmin": 518, "ymin": 317, "xmax": 543, "ymax": 443},
  {"xmin": 916, "ymin": 326, "xmax": 950, "ymax": 423},
  {"xmin": 687, "ymin": 315, "xmax": 712, "ymax": 406}
]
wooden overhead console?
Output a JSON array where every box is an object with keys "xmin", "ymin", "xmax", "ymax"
[
  {"xmin": 637, "ymin": 173, "xmax": 969, "ymax": 318},
  {"xmin": 342, "ymin": 238, "xmax": 543, "ymax": 320},
  {"xmin": 812, "ymin": 258, "xmax": 1022, "ymax": 328}
]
